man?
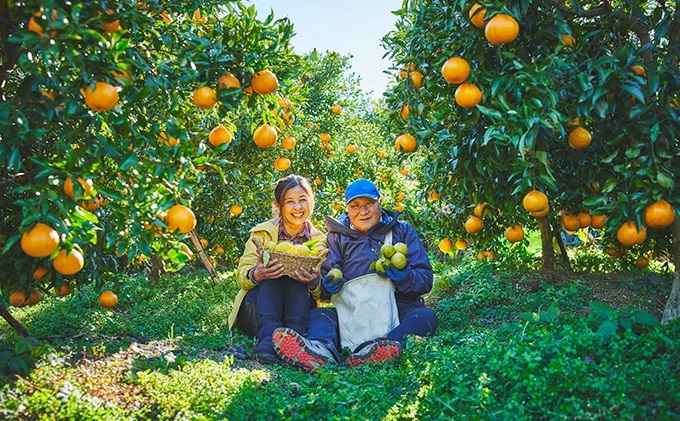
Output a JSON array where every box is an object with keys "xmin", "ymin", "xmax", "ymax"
[{"xmin": 272, "ymin": 179, "xmax": 438, "ymax": 371}]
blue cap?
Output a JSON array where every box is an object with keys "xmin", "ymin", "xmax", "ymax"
[{"xmin": 345, "ymin": 179, "xmax": 380, "ymax": 205}]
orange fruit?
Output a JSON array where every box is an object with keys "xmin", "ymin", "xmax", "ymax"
[
  {"xmin": 438, "ymin": 238, "xmax": 453, "ymax": 253},
  {"xmin": 251, "ymin": 69, "xmax": 278, "ymax": 94},
  {"xmin": 193, "ymin": 87, "xmax": 217, "ymax": 109},
  {"xmin": 209, "ymin": 125, "xmax": 232, "ymax": 147},
  {"xmin": 442, "ymin": 57, "xmax": 470, "ymax": 84},
  {"xmin": 409, "ymin": 71, "xmax": 424, "ymax": 89},
  {"xmin": 428, "ymin": 190, "xmax": 440, "ymax": 201},
  {"xmin": 320, "ymin": 133, "xmax": 331, "ymax": 143},
  {"xmin": 99, "ymin": 290, "xmax": 118, "ymax": 308},
  {"xmin": 53, "ymin": 249, "xmax": 85, "ymax": 275},
  {"xmin": 158, "ymin": 132, "xmax": 179, "ymax": 147},
  {"xmin": 33, "ymin": 265, "xmax": 48, "ymax": 281},
  {"xmin": 399, "ymin": 63, "xmax": 416, "ymax": 79},
  {"xmin": 522, "ymin": 190, "xmax": 549, "ymax": 213},
  {"xmin": 28, "ymin": 10, "xmax": 58, "ymax": 38},
  {"xmin": 230, "ymin": 204, "xmax": 243, "ymax": 216},
  {"xmin": 468, "ymin": 4, "xmax": 487, "ymax": 28},
  {"xmin": 485, "ymin": 14, "xmax": 520, "ymax": 45},
  {"xmin": 63, "ymin": 176, "xmax": 94, "ymax": 199},
  {"xmin": 590, "ymin": 214, "xmax": 607, "ymax": 229},
  {"xmin": 21, "ymin": 223, "xmax": 60, "ymax": 257},
  {"xmin": 635, "ymin": 256, "xmax": 649, "ymax": 269},
  {"xmin": 166, "ymin": 204, "xmax": 196, "ymax": 234},
  {"xmin": 243, "ymin": 85, "xmax": 253, "ymax": 95},
  {"xmin": 455, "ymin": 239, "xmax": 468, "ymax": 250},
  {"xmin": 400, "ymin": 103, "xmax": 410, "ymax": 120},
  {"xmin": 531, "ymin": 206, "xmax": 550, "ymax": 218},
  {"xmin": 561, "ymin": 34, "xmax": 575, "ymax": 47},
  {"xmin": 83, "ymin": 81, "xmax": 119, "ymax": 112},
  {"xmin": 643, "ymin": 199, "xmax": 675, "ymax": 229},
  {"xmin": 576, "ymin": 212, "xmax": 592, "ymax": 228},
  {"xmin": 54, "ymin": 282, "xmax": 71, "ymax": 297},
  {"xmin": 455, "ymin": 82, "xmax": 483, "ymax": 108},
  {"xmin": 282, "ymin": 112, "xmax": 295, "ymax": 126},
  {"xmin": 200, "ymin": 238, "xmax": 209, "ymax": 248},
  {"xmin": 395, "ymin": 203, "xmax": 405, "ymax": 212},
  {"xmin": 465, "ymin": 216, "xmax": 484, "ymax": 234},
  {"xmin": 617, "ymin": 221, "xmax": 647, "ymax": 246},
  {"xmin": 110, "ymin": 69, "xmax": 132, "ymax": 82},
  {"xmin": 10, "ymin": 291, "xmax": 28, "ymax": 307},
  {"xmin": 331, "ymin": 104, "xmax": 342, "ymax": 114},
  {"xmin": 314, "ymin": 178, "xmax": 323, "ymax": 186},
  {"xmin": 568, "ymin": 127, "xmax": 592, "ymax": 149},
  {"xmin": 274, "ymin": 157, "xmax": 291, "ymax": 171},
  {"xmin": 396, "ymin": 192, "xmax": 406, "ymax": 201},
  {"xmin": 395, "ymin": 133, "xmax": 417, "ymax": 153},
  {"xmin": 217, "ymin": 72, "xmax": 241, "ymax": 89},
  {"xmin": 473, "ymin": 202, "xmax": 489, "ymax": 218},
  {"xmin": 102, "ymin": 10, "xmax": 120, "ymax": 33},
  {"xmin": 281, "ymin": 136, "xmax": 296, "ymax": 150},
  {"xmin": 561, "ymin": 214, "xmax": 580, "ymax": 232},
  {"xmin": 25, "ymin": 289, "xmax": 42, "ymax": 306},
  {"xmin": 376, "ymin": 150, "xmax": 386, "ymax": 159},
  {"xmin": 399, "ymin": 168, "xmax": 409, "ymax": 176},
  {"xmin": 505, "ymin": 224, "xmax": 525, "ymax": 242},
  {"xmin": 253, "ymin": 124, "xmax": 277, "ymax": 148},
  {"xmin": 278, "ymin": 97, "xmax": 291, "ymax": 109},
  {"xmin": 631, "ymin": 65, "xmax": 646, "ymax": 77},
  {"xmin": 345, "ymin": 144, "xmax": 358, "ymax": 154}
]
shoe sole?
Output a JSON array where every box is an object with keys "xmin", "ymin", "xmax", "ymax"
[
  {"xmin": 272, "ymin": 328, "xmax": 330, "ymax": 372},
  {"xmin": 345, "ymin": 340, "xmax": 402, "ymax": 368}
]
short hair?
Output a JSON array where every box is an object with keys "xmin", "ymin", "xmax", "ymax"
[{"xmin": 273, "ymin": 174, "xmax": 315, "ymax": 216}]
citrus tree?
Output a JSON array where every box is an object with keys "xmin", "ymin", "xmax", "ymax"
[
  {"xmin": 0, "ymin": 0, "xmax": 311, "ymax": 328},
  {"xmin": 381, "ymin": 0, "xmax": 680, "ymax": 322}
]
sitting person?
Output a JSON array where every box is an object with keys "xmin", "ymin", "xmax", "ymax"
[
  {"xmin": 228, "ymin": 175, "xmax": 326, "ymax": 364},
  {"xmin": 272, "ymin": 178, "xmax": 438, "ymax": 371}
]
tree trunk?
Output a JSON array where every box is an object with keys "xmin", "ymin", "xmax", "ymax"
[
  {"xmin": 538, "ymin": 216, "xmax": 556, "ymax": 270},
  {"xmin": 661, "ymin": 218, "xmax": 680, "ymax": 325},
  {"xmin": 552, "ymin": 222, "xmax": 571, "ymax": 269},
  {"xmin": 0, "ymin": 303, "xmax": 30, "ymax": 337}
]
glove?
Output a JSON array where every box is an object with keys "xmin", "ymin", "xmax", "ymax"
[
  {"xmin": 322, "ymin": 274, "xmax": 346, "ymax": 294},
  {"xmin": 385, "ymin": 265, "xmax": 410, "ymax": 283}
]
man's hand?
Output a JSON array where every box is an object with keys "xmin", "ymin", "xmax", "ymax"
[
  {"xmin": 385, "ymin": 265, "xmax": 409, "ymax": 283},
  {"xmin": 322, "ymin": 274, "xmax": 346, "ymax": 294}
]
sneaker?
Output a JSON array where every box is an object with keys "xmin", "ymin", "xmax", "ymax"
[
  {"xmin": 251, "ymin": 351, "xmax": 278, "ymax": 365},
  {"xmin": 345, "ymin": 340, "xmax": 403, "ymax": 368},
  {"xmin": 272, "ymin": 327, "xmax": 336, "ymax": 372}
]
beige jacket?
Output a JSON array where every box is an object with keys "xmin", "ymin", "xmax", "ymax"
[{"xmin": 227, "ymin": 217, "xmax": 327, "ymax": 330}]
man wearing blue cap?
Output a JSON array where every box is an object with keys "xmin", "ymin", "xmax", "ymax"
[{"xmin": 273, "ymin": 179, "xmax": 438, "ymax": 371}]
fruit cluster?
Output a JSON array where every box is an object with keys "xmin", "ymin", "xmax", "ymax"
[
  {"xmin": 263, "ymin": 238, "xmax": 321, "ymax": 256},
  {"xmin": 374, "ymin": 242, "xmax": 409, "ymax": 273}
]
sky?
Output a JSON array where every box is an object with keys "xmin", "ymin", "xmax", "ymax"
[{"xmin": 251, "ymin": 0, "xmax": 402, "ymax": 99}]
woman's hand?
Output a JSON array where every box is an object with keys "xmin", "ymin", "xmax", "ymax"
[
  {"xmin": 251, "ymin": 249, "xmax": 284, "ymax": 282},
  {"xmin": 291, "ymin": 266, "xmax": 321, "ymax": 289}
]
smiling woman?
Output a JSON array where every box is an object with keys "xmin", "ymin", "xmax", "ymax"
[{"xmin": 255, "ymin": 0, "xmax": 401, "ymax": 98}]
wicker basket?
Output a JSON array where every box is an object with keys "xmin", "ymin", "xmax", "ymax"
[{"xmin": 252, "ymin": 238, "xmax": 323, "ymax": 277}]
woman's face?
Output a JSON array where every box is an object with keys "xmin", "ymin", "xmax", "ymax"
[{"xmin": 278, "ymin": 185, "xmax": 312, "ymax": 230}]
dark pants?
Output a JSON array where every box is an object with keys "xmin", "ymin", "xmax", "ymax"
[
  {"xmin": 307, "ymin": 298, "xmax": 438, "ymax": 356},
  {"xmin": 238, "ymin": 278, "xmax": 315, "ymax": 355}
]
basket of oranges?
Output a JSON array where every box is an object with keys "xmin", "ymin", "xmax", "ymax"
[{"xmin": 252, "ymin": 238, "xmax": 325, "ymax": 277}]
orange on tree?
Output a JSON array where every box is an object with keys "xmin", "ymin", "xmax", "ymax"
[
  {"xmin": 395, "ymin": 203, "xmax": 405, "ymax": 212},
  {"xmin": 159, "ymin": 132, "xmax": 179, "ymax": 147},
  {"xmin": 281, "ymin": 136, "xmax": 296, "ymax": 150},
  {"xmin": 465, "ymin": 215, "xmax": 484, "ymax": 234},
  {"xmin": 561, "ymin": 34, "xmax": 575, "ymax": 47},
  {"xmin": 53, "ymin": 248, "xmax": 85, "ymax": 275},
  {"xmin": 345, "ymin": 144, "xmax": 358, "ymax": 154},
  {"xmin": 83, "ymin": 81, "xmax": 119, "ymax": 112},
  {"xmin": 561, "ymin": 213, "xmax": 581, "ymax": 232},
  {"xmin": 166, "ymin": 204, "xmax": 196, "ymax": 234},
  {"xmin": 209, "ymin": 125, "xmax": 232, "ymax": 147},
  {"xmin": 643, "ymin": 199, "xmax": 676, "ymax": 229},
  {"xmin": 102, "ymin": 10, "xmax": 120, "ymax": 33},
  {"xmin": 635, "ymin": 256, "xmax": 649, "ymax": 269},
  {"xmin": 631, "ymin": 65, "xmax": 646, "ymax": 77},
  {"xmin": 576, "ymin": 212, "xmax": 592, "ymax": 228},
  {"xmin": 396, "ymin": 191, "xmax": 406, "ymax": 201},
  {"xmin": 399, "ymin": 62, "xmax": 416, "ymax": 79},
  {"xmin": 278, "ymin": 97, "xmax": 292, "ymax": 109},
  {"xmin": 522, "ymin": 190, "xmax": 549, "ymax": 213},
  {"xmin": 438, "ymin": 238, "xmax": 453, "ymax": 253},
  {"xmin": 400, "ymin": 102, "xmax": 410, "ymax": 120},
  {"xmin": 33, "ymin": 265, "xmax": 48, "ymax": 281},
  {"xmin": 331, "ymin": 104, "xmax": 342, "ymax": 114},
  {"xmin": 428, "ymin": 190, "xmax": 440, "ymax": 201},
  {"xmin": 455, "ymin": 82, "xmax": 483, "ymax": 108},
  {"xmin": 617, "ymin": 221, "xmax": 647, "ymax": 246},
  {"xmin": 230, "ymin": 204, "xmax": 243, "ymax": 216},
  {"xmin": 274, "ymin": 157, "xmax": 291, "ymax": 171},
  {"xmin": 99, "ymin": 290, "xmax": 118, "ymax": 308},
  {"xmin": 54, "ymin": 282, "xmax": 71, "ymax": 297},
  {"xmin": 217, "ymin": 72, "xmax": 241, "ymax": 89},
  {"xmin": 590, "ymin": 214, "xmax": 607, "ymax": 229},
  {"xmin": 473, "ymin": 202, "xmax": 489, "ymax": 218},
  {"xmin": 26, "ymin": 289, "xmax": 42, "ymax": 306},
  {"xmin": 485, "ymin": 13, "xmax": 520, "ymax": 45},
  {"xmin": 193, "ymin": 86, "xmax": 217, "ymax": 109},
  {"xmin": 568, "ymin": 127, "xmax": 592, "ymax": 149},
  {"xmin": 399, "ymin": 167, "xmax": 410, "ymax": 176},
  {"xmin": 80, "ymin": 196, "xmax": 103, "ymax": 212},
  {"xmin": 28, "ymin": 10, "xmax": 58, "ymax": 38},
  {"xmin": 253, "ymin": 124, "xmax": 278, "ymax": 148},
  {"xmin": 21, "ymin": 222, "xmax": 60, "ymax": 258},
  {"xmin": 395, "ymin": 133, "xmax": 417, "ymax": 153},
  {"xmin": 200, "ymin": 238, "xmax": 209, "ymax": 248},
  {"xmin": 468, "ymin": 4, "xmax": 487, "ymax": 28},
  {"xmin": 251, "ymin": 69, "xmax": 278, "ymax": 94},
  {"xmin": 376, "ymin": 150, "xmax": 386, "ymax": 159},
  {"xmin": 320, "ymin": 133, "xmax": 331, "ymax": 143},
  {"xmin": 63, "ymin": 176, "xmax": 94, "ymax": 199},
  {"xmin": 442, "ymin": 57, "xmax": 470, "ymax": 84},
  {"xmin": 409, "ymin": 70, "xmax": 424, "ymax": 89},
  {"xmin": 505, "ymin": 224, "xmax": 525, "ymax": 242},
  {"xmin": 9, "ymin": 291, "xmax": 28, "ymax": 307},
  {"xmin": 455, "ymin": 239, "xmax": 468, "ymax": 250},
  {"xmin": 531, "ymin": 206, "xmax": 550, "ymax": 218}
]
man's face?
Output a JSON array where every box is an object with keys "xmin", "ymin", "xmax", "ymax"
[{"xmin": 347, "ymin": 197, "xmax": 381, "ymax": 233}]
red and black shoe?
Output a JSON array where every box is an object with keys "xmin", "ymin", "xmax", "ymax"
[
  {"xmin": 345, "ymin": 340, "xmax": 403, "ymax": 368},
  {"xmin": 272, "ymin": 327, "xmax": 337, "ymax": 372}
]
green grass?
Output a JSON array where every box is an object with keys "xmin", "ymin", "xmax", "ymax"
[{"xmin": 1, "ymin": 256, "xmax": 679, "ymax": 420}]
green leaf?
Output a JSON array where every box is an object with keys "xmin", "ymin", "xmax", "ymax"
[
  {"xmin": 597, "ymin": 320, "xmax": 618, "ymax": 340},
  {"xmin": 590, "ymin": 301, "xmax": 613, "ymax": 318},
  {"xmin": 633, "ymin": 311, "xmax": 658, "ymax": 326}
]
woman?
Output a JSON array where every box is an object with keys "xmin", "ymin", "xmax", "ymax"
[{"xmin": 228, "ymin": 174, "xmax": 326, "ymax": 363}]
